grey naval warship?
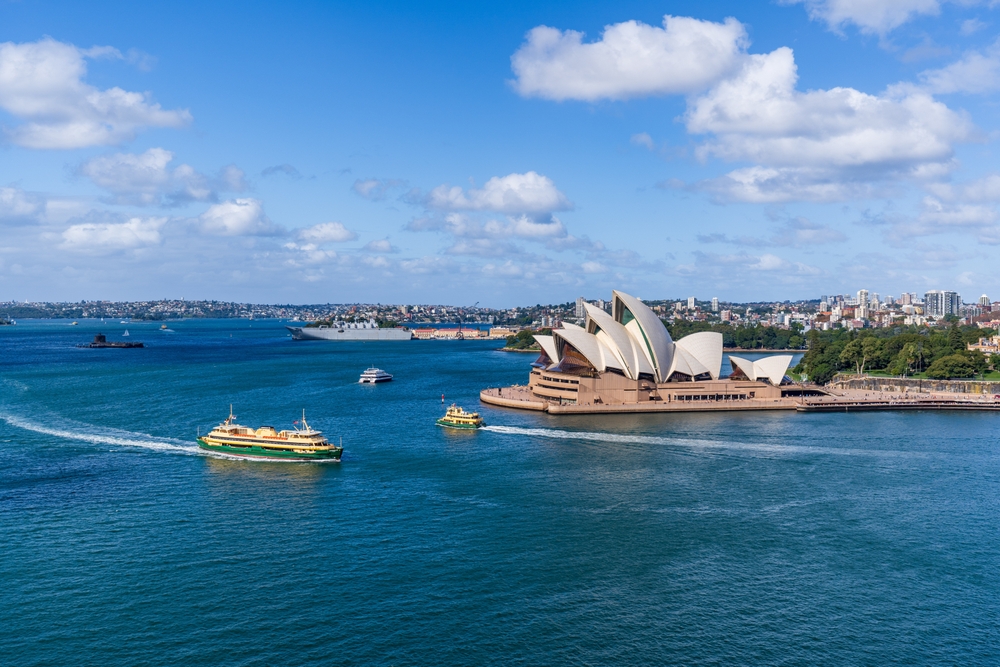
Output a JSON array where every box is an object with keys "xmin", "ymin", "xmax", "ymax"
[{"xmin": 287, "ymin": 319, "xmax": 414, "ymax": 341}]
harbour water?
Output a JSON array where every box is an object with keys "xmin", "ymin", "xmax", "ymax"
[{"xmin": 2, "ymin": 320, "xmax": 999, "ymax": 665}]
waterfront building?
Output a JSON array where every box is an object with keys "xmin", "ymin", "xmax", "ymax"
[{"xmin": 482, "ymin": 291, "xmax": 812, "ymax": 414}]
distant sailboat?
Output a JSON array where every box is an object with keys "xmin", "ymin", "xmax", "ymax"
[{"xmin": 123, "ymin": 329, "xmax": 130, "ymax": 337}]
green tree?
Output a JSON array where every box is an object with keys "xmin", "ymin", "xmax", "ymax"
[{"xmin": 925, "ymin": 354, "xmax": 976, "ymax": 379}]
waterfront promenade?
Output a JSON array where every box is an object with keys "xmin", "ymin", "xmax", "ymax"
[{"xmin": 481, "ymin": 385, "xmax": 1000, "ymax": 415}]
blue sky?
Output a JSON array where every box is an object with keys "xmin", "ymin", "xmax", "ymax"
[{"xmin": 1, "ymin": 0, "xmax": 999, "ymax": 306}]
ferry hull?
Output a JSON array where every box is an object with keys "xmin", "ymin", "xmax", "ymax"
[
  {"xmin": 435, "ymin": 419, "xmax": 483, "ymax": 429},
  {"xmin": 197, "ymin": 438, "xmax": 342, "ymax": 461}
]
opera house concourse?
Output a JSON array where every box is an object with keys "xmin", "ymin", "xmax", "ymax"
[{"xmin": 481, "ymin": 290, "xmax": 823, "ymax": 415}]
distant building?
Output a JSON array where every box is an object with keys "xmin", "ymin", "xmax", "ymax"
[
  {"xmin": 979, "ymin": 294, "xmax": 990, "ymax": 307},
  {"xmin": 711, "ymin": 297, "xmax": 719, "ymax": 312},
  {"xmin": 721, "ymin": 309, "xmax": 732, "ymax": 322},
  {"xmin": 925, "ymin": 290, "xmax": 961, "ymax": 317},
  {"xmin": 857, "ymin": 289, "xmax": 869, "ymax": 320},
  {"xmin": 575, "ymin": 297, "xmax": 586, "ymax": 319},
  {"xmin": 968, "ymin": 336, "xmax": 1000, "ymax": 356},
  {"xmin": 687, "ymin": 296, "xmax": 696, "ymax": 310}
]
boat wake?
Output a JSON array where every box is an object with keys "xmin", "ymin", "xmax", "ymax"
[
  {"xmin": 480, "ymin": 425, "xmax": 917, "ymax": 458},
  {"xmin": 0, "ymin": 413, "xmax": 199, "ymax": 456}
]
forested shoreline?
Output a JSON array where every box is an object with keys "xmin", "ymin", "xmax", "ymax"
[{"xmin": 794, "ymin": 324, "xmax": 997, "ymax": 384}]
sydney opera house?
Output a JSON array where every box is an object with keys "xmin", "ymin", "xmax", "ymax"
[{"xmin": 481, "ymin": 290, "xmax": 822, "ymax": 414}]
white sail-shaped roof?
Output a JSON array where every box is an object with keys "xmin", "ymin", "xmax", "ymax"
[
  {"xmin": 674, "ymin": 332, "xmax": 723, "ymax": 380},
  {"xmin": 612, "ymin": 291, "xmax": 674, "ymax": 382},
  {"xmin": 532, "ymin": 335, "xmax": 559, "ymax": 365},
  {"xmin": 728, "ymin": 354, "xmax": 793, "ymax": 385},
  {"xmin": 584, "ymin": 303, "xmax": 653, "ymax": 379},
  {"xmin": 553, "ymin": 323, "xmax": 606, "ymax": 372}
]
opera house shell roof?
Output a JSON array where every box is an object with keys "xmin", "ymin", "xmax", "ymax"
[{"xmin": 533, "ymin": 290, "xmax": 791, "ymax": 385}]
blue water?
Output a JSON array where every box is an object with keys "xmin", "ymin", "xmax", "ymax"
[{"xmin": 2, "ymin": 320, "xmax": 998, "ymax": 665}]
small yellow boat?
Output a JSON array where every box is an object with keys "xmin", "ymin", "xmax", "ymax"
[{"xmin": 436, "ymin": 404, "xmax": 484, "ymax": 429}]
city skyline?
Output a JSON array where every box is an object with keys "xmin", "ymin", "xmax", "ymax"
[{"xmin": 3, "ymin": 1, "xmax": 1000, "ymax": 307}]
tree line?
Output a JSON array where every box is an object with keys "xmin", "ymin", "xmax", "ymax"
[
  {"xmin": 794, "ymin": 324, "xmax": 996, "ymax": 384},
  {"xmin": 665, "ymin": 320, "xmax": 806, "ymax": 350}
]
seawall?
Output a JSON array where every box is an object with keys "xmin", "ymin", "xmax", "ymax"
[{"xmin": 830, "ymin": 376, "xmax": 1000, "ymax": 396}]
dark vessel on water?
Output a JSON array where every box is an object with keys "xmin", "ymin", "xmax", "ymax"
[{"xmin": 77, "ymin": 333, "xmax": 144, "ymax": 349}]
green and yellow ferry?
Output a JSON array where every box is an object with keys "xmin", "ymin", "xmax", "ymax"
[
  {"xmin": 436, "ymin": 404, "xmax": 484, "ymax": 429},
  {"xmin": 198, "ymin": 408, "xmax": 342, "ymax": 461}
]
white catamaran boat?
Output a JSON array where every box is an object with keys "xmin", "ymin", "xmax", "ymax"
[{"xmin": 359, "ymin": 367, "xmax": 393, "ymax": 384}]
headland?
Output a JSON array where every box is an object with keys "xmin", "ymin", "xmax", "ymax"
[{"xmin": 481, "ymin": 290, "xmax": 1000, "ymax": 415}]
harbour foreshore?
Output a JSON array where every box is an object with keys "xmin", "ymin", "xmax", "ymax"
[{"xmin": 481, "ymin": 385, "xmax": 1000, "ymax": 414}]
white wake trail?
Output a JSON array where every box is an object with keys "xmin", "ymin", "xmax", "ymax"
[
  {"xmin": 0, "ymin": 413, "xmax": 199, "ymax": 455},
  {"xmin": 481, "ymin": 425, "xmax": 917, "ymax": 458}
]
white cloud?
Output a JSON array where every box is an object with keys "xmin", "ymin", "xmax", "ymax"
[
  {"xmin": 0, "ymin": 186, "xmax": 42, "ymax": 220},
  {"xmin": 630, "ymin": 132, "xmax": 655, "ymax": 150},
  {"xmin": 426, "ymin": 171, "xmax": 570, "ymax": 216},
  {"xmin": 363, "ymin": 238, "xmax": 397, "ymax": 253},
  {"xmin": 927, "ymin": 173, "xmax": 1000, "ymax": 202},
  {"xmin": 352, "ymin": 178, "xmax": 404, "ymax": 201},
  {"xmin": 510, "ymin": 15, "xmax": 748, "ymax": 101},
  {"xmin": 920, "ymin": 41, "xmax": 1000, "ymax": 94},
  {"xmin": 296, "ymin": 221, "xmax": 357, "ymax": 244},
  {"xmin": 581, "ymin": 260, "xmax": 608, "ymax": 273},
  {"xmin": 960, "ymin": 18, "xmax": 987, "ymax": 34},
  {"xmin": 685, "ymin": 166, "xmax": 882, "ymax": 203},
  {"xmin": 79, "ymin": 148, "xmax": 245, "ymax": 206},
  {"xmin": 0, "ymin": 38, "xmax": 191, "ymax": 149},
  {"xmin": 200, "ymin": 199, "xmax": 279, "ymax": 236},
  {"xmin": 677, "ymin": 250, "xmax": 822, "ymax": 279},
  {"xmin": 61, "ymin": 216, "xmax": 166, "ymax": 250},
  {"xmin": 682, "ymin": 47, "xmax": 973, "ymax": 201},
  {"xmin": 784, "ymin": 0, "xmax": 942, "ymax": 34}
]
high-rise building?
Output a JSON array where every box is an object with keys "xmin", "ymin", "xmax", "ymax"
[
  {"xmin": 687, "ymin": 296, "xmax": 696, "ymax": 310},
  {"xmin": 575, "ymin": 297, "xmax": 586, "ymax": 319},
  {"xmin": 857, "ymin": 289, "xmax": 869, "ymax": 320},
  {"xmin": 819, "ymin": 300, "xmax": 828, "ymax": 312},
  {"xmin": 979, "ymin": 294, "xmax": 990, "ymax": 307},
  {"xmin": 924, "ymin": 290, "xmax": 961, "ymax": 317},
  {"xmin": 711, "ymin": 297, "xmax": 719, "ymax": 312}
]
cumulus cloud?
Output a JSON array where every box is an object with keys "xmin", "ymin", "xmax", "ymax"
[
  {"xmin": 407, "ymin": 212, "xmax": 568, "ymax": 241},
  {"xmin": 676, "ymin": 250, "xmax": 822, "ymax": 280},
  {"xmin": 363, "ymin": 238, "xmax": 397, "ymax": 253},
  {"xmin": 920, "ymin": 41, "xmax": 1000, "ymax": 94},
  {"xmin": 425, "ymin": 171, "xmax": 570, "ymax": 217},
  {"xmin": 200, "ymin": 199, "xmax": 279, "ymax": 236},
  {"xmin": 296, "ymin": 221, "xmax": 357, "ymax": 244},
  {"xmin": 698, "ymin": 217, "xmax": 847, "ymax": 246},
  {"xmin": 630, "ymin": 132, "xmax": 656, "ymax": 150},
  {"xmin": 681, "ymin": 166, "xmax": 884, "ymax": 203},
  {"xmin": 926, "ymin": 173, "xmax": 1000, "ymax": 202},
  {"xmin": 261, "ymin": 164, "xmax": 301, "ymax": 179},
  {"xmin": 783, "ymin": 0, "xmax": 943, "ymax": 34},
  {"xmin": 682, "ymin": 47, "xmax": 973, "ymax": 201},
  {"xmin": 0, "ymin": 186, "xmax": 43, "ymax": 221},
  {"xmin": 61, "ymin": 216, "xmax": 166, "ymax": 250},
  {"xmin": 352, "ymin": 178, "xmax": 405, "ymax": 201},
  {"xmin": 510, "ymin": 15, "xmax": 748, "ymax": 100},
  {"xmin": 79, "ymin": 148, "xmax": 246, "ymax": 206},
  {"xmin": 0, "ymin": 38, "xmax": 190, "ymax": 149}
]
